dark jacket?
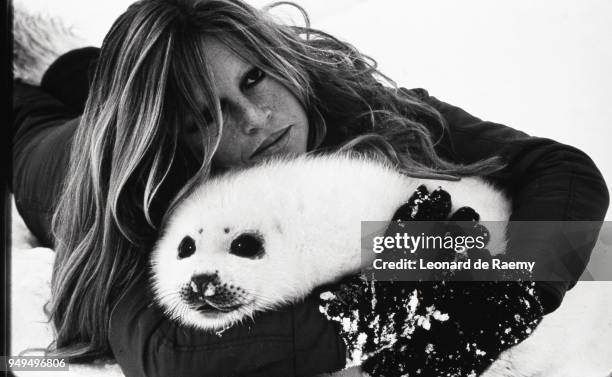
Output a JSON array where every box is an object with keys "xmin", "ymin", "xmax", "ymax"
[
  {"xmin": 11, "ymin": 49, "xmax": 609, "ymax": 376},
  {"xmin": 408, "ymin": 87, "xmax": 609, "ymax": 311}
]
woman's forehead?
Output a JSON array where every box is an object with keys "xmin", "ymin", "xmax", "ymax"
[
  {"xmin": 203, "ymin": 37, "xmax": 249, "ymax": 80},
  {"xmin": 201, "ymin": 37, "xmax": 250, "ymax": 88}
]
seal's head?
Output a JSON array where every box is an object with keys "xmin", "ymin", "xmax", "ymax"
[{"xmin": 150, "ymin": 164, "xmax": 321, "ymax": 330}]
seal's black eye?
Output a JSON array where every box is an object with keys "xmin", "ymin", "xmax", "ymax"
[
  {"xmin": 178, "ymin": 236, "xmax": 196, "ymax": 259},
  {"xmin": 229, "ymin": 233, "xmax": 265, "ymax": 259}
]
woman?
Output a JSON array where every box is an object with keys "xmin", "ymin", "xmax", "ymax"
[{"xmin": 12, "ymin": 0, "xmax": 609, "ymax": 376}]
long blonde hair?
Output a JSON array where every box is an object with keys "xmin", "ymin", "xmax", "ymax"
[{"xmin": 50, "ymin": 0, "xmax": 502, "ymax": 360}]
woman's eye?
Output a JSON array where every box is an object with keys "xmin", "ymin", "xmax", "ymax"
[{"xmin": 243, "ymin": 68, "xmax": 265, "ymax": 89}]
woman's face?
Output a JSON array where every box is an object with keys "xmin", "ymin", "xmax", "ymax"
[{"xmin": 186, "ymin": 37, "xmax": 309, "ymax": 170}]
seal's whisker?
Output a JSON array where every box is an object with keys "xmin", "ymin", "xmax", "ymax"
[{"xmin": 238, "ymin": 287, "xmax": 294, "ymax": 305}]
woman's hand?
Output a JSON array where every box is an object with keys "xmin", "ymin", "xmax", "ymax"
[{"xmin": 319, "ymin": 184, "xmax": 544, "ymax": 377}]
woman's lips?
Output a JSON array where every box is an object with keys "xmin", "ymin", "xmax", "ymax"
[{"xmin": 251, "ymin": 126, "xmax": 292, "ymax": 159}]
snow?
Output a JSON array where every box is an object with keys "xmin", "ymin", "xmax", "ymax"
[{"xmin": 482, "ymin": 281, "xmax": 612, "ymax": 377}]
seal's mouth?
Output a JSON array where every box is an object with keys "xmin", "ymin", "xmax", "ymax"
[
  {"xmin": 180, "ymin": 279, "xmax": 250, "ymax": 317},
  {"xmin": 195, "ymin": 300, "xmax": 243, "ymax": 314}
]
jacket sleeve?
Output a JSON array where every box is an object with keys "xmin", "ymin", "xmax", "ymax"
[
  {"xmin": 109, "ymin": 274, "xmax": 346, "ymax": 377},
  {"xmin": 404, "ymin": 88, "xmax": 609, "ymax": 313},
  {"xmin": 12, "ymin": 80, "xmax": 79, "ymax": 247}
]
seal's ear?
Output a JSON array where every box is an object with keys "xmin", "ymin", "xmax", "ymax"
[
  {"xmin": 229, "ymin": 233, "xmax": 265, "ymax": 259},
  {"xmin": 178, "ymin": 236, "xmax": 196, "ymax": 259}
]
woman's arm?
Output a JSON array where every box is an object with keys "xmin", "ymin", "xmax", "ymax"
[
  {"xmin": 405, "ymin": 88, "xmax": 609, "ymax": 313},
  {"xmin": 12, "ymin": 46, "xmax": 105, "ymax": 247},
  {"xmin": 12, "ymin": 80, "xmax": 79, "ymax": 247},
  {"xmin": 109, "ymin": 273, "xmax": 347, "ymax": 377}
]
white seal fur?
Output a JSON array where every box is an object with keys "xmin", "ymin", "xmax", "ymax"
[{"xmin": 150, "ymin": 153, "xmax": 511, "ymax": 330}]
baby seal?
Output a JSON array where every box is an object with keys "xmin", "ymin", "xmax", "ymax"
[{"xmin": 150, "ymin": 153, "xmax": 511, "ymax": 331}]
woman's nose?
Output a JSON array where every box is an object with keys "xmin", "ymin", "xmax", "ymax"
[{"xmin": 237, "ymin": 101, "xmax": 272, "ymax": 135}]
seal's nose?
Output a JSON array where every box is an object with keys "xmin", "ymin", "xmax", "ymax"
[{"xmin": 190, "ymin": 273, "xmax": 219, "ymax": 298}]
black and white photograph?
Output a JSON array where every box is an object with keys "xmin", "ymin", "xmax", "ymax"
[{"xmin": 7, "ymin": 0, "xmax": 612, "ymax": 376}]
